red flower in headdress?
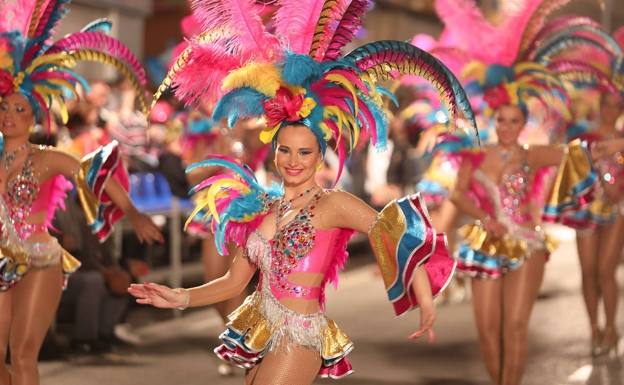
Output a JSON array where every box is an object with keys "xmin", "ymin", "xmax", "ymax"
[
  {"xmin": 483, "ymin": 84, "xmax": 511, "ymax": 110},
  {"xmin": 0, "ymin": 71, "xmax": 14, "ymax": 96},
  {"xmin": 263, "ymin": 87, "xmax": 305, "ymax": 127}
]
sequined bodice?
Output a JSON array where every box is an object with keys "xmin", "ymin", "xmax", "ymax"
[
  {"xmin": 2, "ymin": 150, "xmax": 46, "ymax": 239},
  {"xmin": 498, "ymin": 163, "xmax": 532, "ymax": 224},
  {"xmin": 596, "ymin": 151, "xmax": 624, "ymax": 187},
  {"xmin": 245, "ymin": 191, "xmax": 351, "ymax": 303}
]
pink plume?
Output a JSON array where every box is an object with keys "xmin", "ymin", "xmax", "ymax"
[
  {"xmin": 310, "ymin": 0, "xmax": 351, "ymax": 61},
  {"xmin": 190, "ymin": 0, "xmax": 279, "ymax": 59},
  {"xmin": 181, "ymin": 15, "xmax": 202, "ymax": 38},
  {"xmin": 324, "ymin": 0, "xmax": 371, "ymax": 61},
  {"xmin": 614, "ymin": 27, "xmax": 624, "ymax": 49},
  {"xmin": 0, "ymin": 0, "xmax": 35, "ymax": 34},
  {"xmin": 49, "ymin": 32, "xmax": 147, "ymax": 86},
  {"xmin": 42, "ymin": 175, "xmax": 73, "ymax": 230},
  {"xmin": 34, "ymin": 0, "xmax": 69, "ymax": 40},
  {"xmin": 274, "ymin": 0, "xmax": 324, "ymax": 54},
  {"xmin": 515, "ymin": 0, "xmax": 571, "ymax": 56},
  {"xmin": 171, "ymin": 41, "xmax": 242, "ymax": 105},
  {"xmin": 319, "ymin": 229, "xmax": 355, "ymax": 309}
]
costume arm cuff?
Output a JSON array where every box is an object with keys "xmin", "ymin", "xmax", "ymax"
[
  {"xmin": 75, "ymin": 141, "xmax": 129, "ymax": 241},
  {"xmin": 368, "ymin": 194, "xmax": 456, "ymax": 316},
  {"xmin": 542, "ymin": 139, "xmax": 597, "ymax": 226}
]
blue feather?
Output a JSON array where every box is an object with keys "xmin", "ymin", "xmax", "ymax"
[
  {"xmin": 36, "ymin": 0, "xmax": 72, "ymax": 56},
  {"xmin": 212, "ymin": 87, "xmax": 266, "ymax": 128},
  {"xmin": 80, "ymin": 18, "xmax": 112, "ymax": 34},
  {"xmin": 484, "ymin": 65, "xmax": 515, "ymax": 87},
  {"xmin": 186, "ymin": 158, "xmax": 258, "ymax": 191},
  {"xmin": 281, "ymin": 52, "xmax": 322, "ymax": 86}
]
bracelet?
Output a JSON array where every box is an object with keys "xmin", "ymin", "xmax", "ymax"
[{"xmin": 174, "ymin": 288, "xmax": 190, "ymax": 311}]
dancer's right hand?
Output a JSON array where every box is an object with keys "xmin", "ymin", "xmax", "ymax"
[
  {"xmin": 482, "ymin": 216, "xmax": 507, "ymax": 238},
  {"xmin": 128, "ymin": 282, "xmax": 187, "ymax": 309}
]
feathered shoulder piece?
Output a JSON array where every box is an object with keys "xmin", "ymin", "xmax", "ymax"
[
  {"xmin": 0, "ymin": 0, "xmax": 147, "ymax": 130},
  {"xmin": 185, "ymin": 155, "xmax": 283, "ymax": 255}
]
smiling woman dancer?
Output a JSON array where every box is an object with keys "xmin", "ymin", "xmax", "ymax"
[
  {"xmin": 453, "ymin": 40, "xmax": 617, "ymax": 385},
  {"xmin": 128, "ymin": 1, "xmax": 479, "ymax": 384},
  {"xmin": 0, "ymin": 1, "xmax": 163, "ymax": 384}
]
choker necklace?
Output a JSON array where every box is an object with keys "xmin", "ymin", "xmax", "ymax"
[
  {"xmin": 498, "ymin": 146, "xmax": 516, "ymax": 164},
  {"xmin": 277, "ymin": 186, "xmax": 318, "ymax": 214},
  {"xmin": 2, "ymin": 143, "xmax": 30, "ymax": 171}
]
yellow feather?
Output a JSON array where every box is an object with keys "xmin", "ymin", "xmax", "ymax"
[
  {"xmin": 259, "ymin": 124, "xmax": 281, "ymax": 144},
  {"xmin": 25, "ymin": 53, "xmax": 68, "ymax": 74},
  {"xmin": 206, "ymin": 179, "xmax": 249, "ymax": 223},
  {"xmin": 325, "ymin": 73, "xmax": 359, "ymax": 114},
  {"xmin": 461, "ymin": 61, "xmax": 487, "ymax": 83},
  {"xmin": 222, "ymin": 63, "xmax": 281, "ymax": 97}
]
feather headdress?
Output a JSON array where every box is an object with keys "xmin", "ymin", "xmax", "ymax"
[
  {"xmin": 0, "ymin": 0, "xmax": 148, "ymax": 129},
  {"xmin": 154, "ymin": 0, "xmax": 477, "ymax": 184},
  {"xmin": 441, "ymin": 0, "xmax": 622, "ymax": 118}
]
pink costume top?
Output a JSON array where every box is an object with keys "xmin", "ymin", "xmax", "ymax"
[
  {"xmin": 457, "ymin": 148, "xmax": 554, "ymax": 279},
  {"xmin": 245, "ymin": 191, "xmax": 353, "ymax": 306},
  {"xmin": 468, "ymin": 150, "xmax": 534, "ymax": 227},
  {"xmin": 0, "ymin": 141, "xmax": 128, "ymax": 290},
  {"xmin": 3, "ymin": 148, "xmax": 72, "ymax": 240}
]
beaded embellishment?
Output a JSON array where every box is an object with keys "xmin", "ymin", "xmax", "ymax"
[
  {"xmin": 269, "ymin": 191, "xmax": 323, "ymax": 297},
  {"xmin": 3, "ymin": 149, "xmax": 42, "ymax": 239},
  {"xmin": 499, "ymin": 164, "xmax": 531, "ymax": 224}
]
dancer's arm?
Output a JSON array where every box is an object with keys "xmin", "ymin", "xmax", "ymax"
[
  {"xmin": 128, "ymin": 247, "xmax": 256, "ymax": 309},
  {"xmin": 527, "ymin": 145, "xmax": 566, "ymax": 168},
  {"xmin": 321, "ymin": 191, "xmax": 437, "ymax": 342},
  {"xmin": 43, "ymin": 147, "xmax": 163, "ymax": 244},
  {"xmin": 591, "ymin": 138, "xmax": 624, "ymax": 160},
  {"xmin": 450, "ymin": 158, "xmax": 506, "ymax": 237}
]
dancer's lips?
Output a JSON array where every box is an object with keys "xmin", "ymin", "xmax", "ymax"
[{"xmin": 285, "ymin": 167, "xmax": 303, "ymax": 176}]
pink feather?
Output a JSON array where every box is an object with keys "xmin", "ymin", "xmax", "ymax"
[
  {"xmin": 30, "ymin": 70, "xmax": 78, "ymax": 82},
  {"xmin": 310, "ymin": 0, "xmax": 351, "ymax": 61},
  {"xmin": 319, "ymin": 229, "xmax": 354, "ymax": 309},
  {"xmin": 190, "ymin": 0, "xmax": 278, "ymax": 59},
  {"xmin": 171, "ymin": 41, "xmax": 242, "ymax": 105},
  {"xmin": 274, "ymin": 0, "xmax": 325, "ymax": 54},
  {"xmin": 181, "ymin": 14, "xmax": 202, "ymax": 38},
  {"xmin": 34, "ymin": 0, "xmax": 69, "ymax": 41},
  {"xmin": 49, "ymin": 32, "xmax": 147, "ymax": 86},
  {"xmin": 323, "ymin": 0, "xmax": 371, "ymax": 61},
  {"xmin": 192, "ymin": 174, "xmax": 235, "ymax": 194},
  {"xmin": 43, "ymin": 175, "xmax": 73, "ymax": 230},
  {"xmin": 0, "ymin": 0, "xmax": 35, "ymax": 35},
  {"xmin": 614, "ymin": 27, "xmax": 624, "ymax": 49}
]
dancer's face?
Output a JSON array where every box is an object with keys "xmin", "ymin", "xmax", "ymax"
[
  {"xmin": 274, "ymin": 124, "xmax": 322, "ymax": 187},
  {"xmin": 494, "ymin": 105, "xmax": 525, "ymax": 146},
  {"xmin": 599, "ymin": 93, "xmax": 623, "ymax": 126},
  {"xmin": 0, "ymin": 93, "xmax": 34, "ymax": 140}
]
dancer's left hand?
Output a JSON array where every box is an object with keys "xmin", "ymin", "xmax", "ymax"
[
  {"xmin": 408, "ymin": 267, "xmax": 436, "ymax": 343},
  {"xmin": 409, "ymin": 303, "xmax": 436, "ymax": 343}
]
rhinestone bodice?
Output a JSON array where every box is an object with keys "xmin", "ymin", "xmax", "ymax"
[
  {"xmin": 245, "ymin": 191, "xmax": 351, "ymax": 303},
  {"xmin": 498, "ymin": 163, "xmax": 532, "ymax": 224},
  {"xmin": 2, "ymin": 150, "xmax": 47, "ymax": 239}
]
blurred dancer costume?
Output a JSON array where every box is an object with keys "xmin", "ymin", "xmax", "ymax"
[
  {"xmin": 541, "ymin": 25, "xmax": 624, "ymax": 230},
  {"xmin": 0, "ymin": 0, "xmax": 149, "ymax": 289},
  {"xmin": 161, "ymin": 0, "xmax": 479, "ymax": 379},
  {"xmin": 451, "ymin": 2, "xmax": 622, "ymax": 279},
  {"xmin": 0, "ymin": 2, "xmax": 159, "ymax": 384}
]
